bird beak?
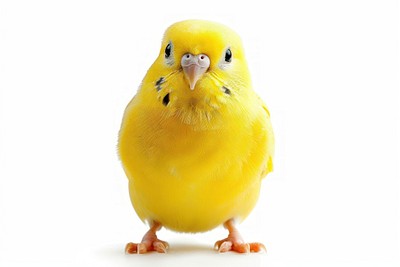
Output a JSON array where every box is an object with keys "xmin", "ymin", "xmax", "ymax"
[{"xmin": 181, "ymin": 53, "xmax": 210, "ymax": 90}]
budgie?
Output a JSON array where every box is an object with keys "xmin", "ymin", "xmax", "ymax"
[{"xmin": 118, "ymin": 19, "xmax": 274, "ymax": 254}]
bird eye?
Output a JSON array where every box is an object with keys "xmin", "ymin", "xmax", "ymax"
[
  {"xmin": 165, "ymin": 42, "xmax": 172, "ymax": 58},
  {"xmin": 224, "ymin": 48, "xmax": 232, "ymax": 63}
]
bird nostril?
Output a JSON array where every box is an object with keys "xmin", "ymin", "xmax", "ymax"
[{"xmin": 181, "ymin": 53, "xmax": 209, "ymax": 68}]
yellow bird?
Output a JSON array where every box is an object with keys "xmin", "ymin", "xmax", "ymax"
[{"xmin": 118, "ymin": 19, "xmax": 274, "ymax": 254}]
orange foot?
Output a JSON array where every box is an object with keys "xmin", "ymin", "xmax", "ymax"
[
  {"xmin": 125, "ymin": 222, "xmax": 169, "ymax": 254},
  {"xmin": 214, "ymin": 219, "xmax": 266, "ymax": 253}
]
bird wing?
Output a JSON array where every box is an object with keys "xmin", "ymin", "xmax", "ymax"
[{"xmin": 257, "ymin": 96, "xmax": 274, "ymax": 179}]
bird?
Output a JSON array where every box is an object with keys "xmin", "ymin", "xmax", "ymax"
[{"xmin": 118, "ymin": 19, "xmax": 274, "ymax": 254}]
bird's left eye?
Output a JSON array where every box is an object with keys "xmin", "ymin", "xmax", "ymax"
[
  {"xmin": 224, "ymin": 48, "xmax": 232, "ymax": 63},
  {"xmin": 165, "ymin": 42, "xmax": 172, "ymax": 58}
]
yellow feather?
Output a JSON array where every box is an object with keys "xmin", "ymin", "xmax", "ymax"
[{"xmin": 118, "ymin": 20, "xmax": 274, "ymax": 233}]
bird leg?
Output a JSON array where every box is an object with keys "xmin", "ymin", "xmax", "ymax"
[
  {"xmin": 125, "ymin": 221, "xmax": 169, "ymax": 254},
  {"xmin": 214, "ymin": 219, "xmax": 266, "ymax": 253}
]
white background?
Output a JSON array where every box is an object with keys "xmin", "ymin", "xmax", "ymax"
[{"xmin": 0, "ymin": 0, "xmax": 399, "ymax": 266}]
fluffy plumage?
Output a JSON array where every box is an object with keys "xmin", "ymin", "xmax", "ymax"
[{"xmin": 118, "ymin": 20, "xmax": 274, "ymax": 253}]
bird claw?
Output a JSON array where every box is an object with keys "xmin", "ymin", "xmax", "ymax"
[
  {"xmin": 215, "ymin": 239, "xmax": 233, "ymax": 252},
  {"xmin": 125, "ymin": 242, "xmax": 139, "ymax": 254},
  {"xmin": 153, "ymin": 240, "xmax": 169, "ymax": 253},
  {"xmin": 249, "ymin": 242, "xmax": 266, "ymax": 253}
]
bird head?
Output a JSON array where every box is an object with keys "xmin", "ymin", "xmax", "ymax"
[
  {"xmin": 141, "ymin": 20, "xmax": 254, "ymax": 126},
  {"xmin": 160, "ymin": 20, "xmax": 249, "ymax": 89}
]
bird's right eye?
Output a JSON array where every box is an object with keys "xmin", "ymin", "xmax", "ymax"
[
  {"xmin": 165, "ymin": 42, "xmax": 172, "ymax": 58},
  {"xmin": 224, "ymin": 48, "xmax": 232, "ymax": 63}
]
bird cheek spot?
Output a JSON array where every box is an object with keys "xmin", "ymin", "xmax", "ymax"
[
  {"xmin": 155, "ymin": 77, "xmax": 165, "ymax": 91},
  {"xmin": 162, "ymin": 93, "xmax": 170, "ymax": 106},
  {"xmin": 222, "ymin": 86, "xmax": 231, "ymax": 95}
]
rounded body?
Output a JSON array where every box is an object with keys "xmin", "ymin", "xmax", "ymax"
[{"xmin": 118, "ymin": 91, "xmax": 273, "ymax": 232}]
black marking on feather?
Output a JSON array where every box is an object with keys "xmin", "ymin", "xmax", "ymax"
[
  {"xmin": 222, "ymin": 86, "xmax": 231, "ymax": 95},
  {"xmin": 155, "ymin": 77, "xmax": 165, "ymax": 91},
  {"xmin": 162, "ymin": 93, "xmax": 170, "ymax": 106}
]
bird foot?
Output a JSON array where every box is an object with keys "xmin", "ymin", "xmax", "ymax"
[
  {"xmin": 125, "ymin": 222, "xmax": 169, "ymax": 254},
  {"xmin": 214, "ymin": 219, "xmax": 266, "ymax": 253},
  {"xmin": 125, "ymin": 239, "xmax": 169, "ymax": 254}
]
